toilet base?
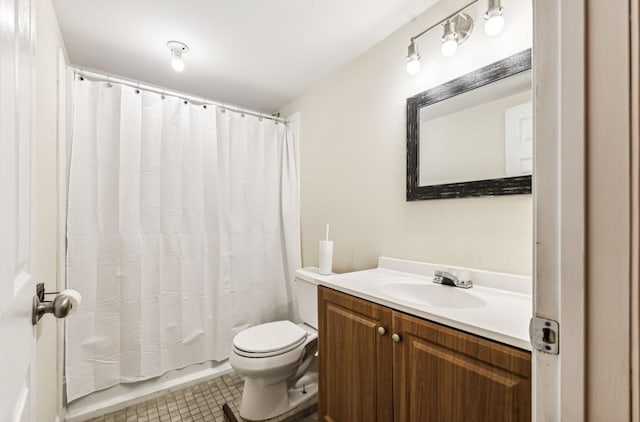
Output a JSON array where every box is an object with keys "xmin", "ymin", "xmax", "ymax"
[{"xmin": 239, "ymin": 374, "xmax": 318, "ymax": 421}]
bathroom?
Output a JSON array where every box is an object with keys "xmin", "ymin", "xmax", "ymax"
[{"xmin": 0, "ymin": 0, "xmax": 637, "ymax": 421}]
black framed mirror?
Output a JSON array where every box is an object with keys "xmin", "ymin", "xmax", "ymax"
[{"xmin": 406, "ymin": 49, "xmax": 532, "ymax": 201}]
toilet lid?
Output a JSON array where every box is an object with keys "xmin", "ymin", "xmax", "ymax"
[{"xmin": 233, "ymin": 320, "xmax": 308, "ymax": 354}]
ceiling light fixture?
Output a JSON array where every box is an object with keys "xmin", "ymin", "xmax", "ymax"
[
  {"xmin": 404, "ymin": 0, "xmax": 480, "ymax": 75},
  {"xmin": 167, "ymin": 41, "xmax": 189, "ymax": 72},
  {"xmin": 484, "ymin": 0, "xmax": 505, "ymax": 36}
]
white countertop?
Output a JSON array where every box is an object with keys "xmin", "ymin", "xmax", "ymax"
[{"xmin": 298, "ymin": 258, "xmax": 532, "ymax": 351}]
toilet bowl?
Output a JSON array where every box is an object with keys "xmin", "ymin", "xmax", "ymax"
[
  {"xmin": 229, "ymin": 269, "xmax": 322, "ymax": 421},
  {"xmin": 230, "ymin": 320, "xmax": 318, "ymax": 421}
]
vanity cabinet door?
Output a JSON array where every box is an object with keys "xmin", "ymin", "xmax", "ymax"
[
  {"xmin": 392, "ymin": 312, "xmax": 532, "ymax": 422},
  {"xmin": 318, "ymin": 286, "xmax": 393, "ymax": 422}
]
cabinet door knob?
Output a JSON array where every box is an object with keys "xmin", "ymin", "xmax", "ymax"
[
  {"xmin": 378, "ymin": 326, "xmax": 386, "ymax": 336},
  {"xmin": 392, "ymin": 333, "xmax": 402, "ymax": 343}
]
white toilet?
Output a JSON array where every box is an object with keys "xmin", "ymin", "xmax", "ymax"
[{"xmin": 230, "ymin": 269, "xmax": 320, "ymax": 421}]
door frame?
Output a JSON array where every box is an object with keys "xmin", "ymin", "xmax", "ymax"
[
  {"xmin": 56, "ymin": 47, "xmax": 68, "ymax": 420},
  {"xmin": 533, "ymin": 0, "xmax": 586, "ymax": 418},
  {"xmin": 584, "ymin": 0, "xmax": 632, "ymax": 419},
  {"xmin": 46, "ymin": 1, "xmax": 640, "ymax": 420},
  {"xmin": 534, "ymin": 0, "xmax": 636, "ymax": 420},
  {"xmin": 632, "ymin": 0, "xmax": 640, "ymax": 418}
]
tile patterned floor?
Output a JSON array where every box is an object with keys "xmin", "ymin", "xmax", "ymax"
[{"xmin": 86, "ymin": 372, "xmax": 317, "ymax": 422}]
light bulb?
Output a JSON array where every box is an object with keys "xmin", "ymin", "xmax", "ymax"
[
  {"xmin": 484, "ymin": 8, "xmax": 504, "ymax": 36},
  {"xmin": 171, "ymin": 55, "xmax": 185, "ymax": 72},
  {"xmin": 167, "ymin": 41, "xmax": 189, "ymax": 72},
  {"xmin": 406, "ymin": 57, "xmax": 421, "ymax": 75},
  {"xmin": 441, "ymin": 35, "xmax": 458, "ymax": 57},
  {"xmin": 405, "ymin": 40, "xmax": 421, "ymax": 75}
]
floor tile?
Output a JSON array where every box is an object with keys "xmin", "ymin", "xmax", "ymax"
[{"xmin": 86, "ymin": 372, "xmax": 317, "ymax": 422}]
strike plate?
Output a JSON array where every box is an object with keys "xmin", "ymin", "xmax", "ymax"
[{"xmin": 529, "ymin": 316, "xmax": 559, "ymax": 355}]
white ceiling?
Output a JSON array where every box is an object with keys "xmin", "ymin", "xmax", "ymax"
[{"xmin": 52, "ymin": 0, "xmax": 439, "ymax": 113}]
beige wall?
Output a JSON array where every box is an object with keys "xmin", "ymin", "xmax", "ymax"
[
  {"xmin": 35, "ymin": 0, "xmax": 67, "ymax": 420},
  {"xmin": 280, "ymin": 0, "xmax": 533, "ymax": 275}
]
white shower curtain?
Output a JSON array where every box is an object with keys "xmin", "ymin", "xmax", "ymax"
[{"xmin": 65, "ymin": 78, "xmax": 300, "ymax": 401}]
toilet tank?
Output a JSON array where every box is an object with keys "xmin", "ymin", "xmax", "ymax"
[{"xmin": 295, "ymin": 268, "xmax": 326, "ymax": 330}]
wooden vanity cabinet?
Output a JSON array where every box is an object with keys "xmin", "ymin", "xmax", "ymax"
[
  {"xmin": 318, "ymin": 286, "xmax": 394, "ymax": 422},
  {"xmin": 393, "ymin": 311, "xmax": 531, "ymax": 422},
  {"xmin": 318, "ymin": 286, "xmax": 532, "ymax": 422}
]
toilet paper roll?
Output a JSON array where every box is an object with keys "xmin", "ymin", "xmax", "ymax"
[
  {"xmin": 60, "ymin": 289, "xmax": 82, "ymax": 315},
  {"xmin": 319, "ymin": 240, "xmax": 333, "ymax": 275}
]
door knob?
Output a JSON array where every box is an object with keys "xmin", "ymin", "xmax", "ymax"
[
  {"xmin": 392, "ymin": 333, "xmax": 402, "ymax": 343},
  {"xmin": 378, "ymin": 326, "xmax": 386, "ymax": 336},
  {"xmin": 32, "ymin": 283, "xmax": 82, "ymax": 325}
]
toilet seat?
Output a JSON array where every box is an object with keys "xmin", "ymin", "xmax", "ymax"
[{"xmin": 233, "ymin": 320, "xmax": 309, "ymax": 358}]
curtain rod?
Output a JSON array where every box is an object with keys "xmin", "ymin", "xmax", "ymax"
[{"xmin": 69, "ymin": 66, "xmax": 289, "ymax": 125}]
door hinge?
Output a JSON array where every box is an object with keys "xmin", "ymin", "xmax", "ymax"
[{"xmin": 529, "ymin": 316, "xmax": 559, "ymax": 355}]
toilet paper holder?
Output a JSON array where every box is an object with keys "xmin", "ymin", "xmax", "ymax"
[{"xmin": 32, "ymin": 283, "xmax": 76, "ymax": 325}]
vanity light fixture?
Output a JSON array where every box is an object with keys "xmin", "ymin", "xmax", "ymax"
[
  {"xmin": 440, "ymin": 21, "xmax": 459, "ymax": 58},
  {"xmin": 440, "ymin": 14, "xmax": 473, "ymax": 58},
  {"xmin": 167, "ymin": 40, "xmax": 189, "ymax": 72},
  {"xmin": 404, "ymin": 0, "xmax": 479, "ymax": 75},
  {"xmin": 406, "ymin": 40, "xmax": 422, "ymax": 75},
  {"xmin": 484, "ymin": 0, "xmax": 505, "ymax": 36}
]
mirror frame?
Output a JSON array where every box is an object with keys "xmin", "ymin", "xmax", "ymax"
[{"xmin": 406, "ymin": 48, "xmax": 532, "ymax": 201}]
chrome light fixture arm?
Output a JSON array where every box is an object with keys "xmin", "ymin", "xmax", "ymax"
[
  {"xmin": 405, "ymin": 0, "xmax": 477, "ymax": 71},
  {"xmin": 408, "ymin": 0, "xmax": 479, "ymax": 44}
]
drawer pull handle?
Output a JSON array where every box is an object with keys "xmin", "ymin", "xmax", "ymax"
[
  {"xmin": 392, "ymin": 333, "xmax": 402, "ymax": 343},
  {"xmin": 378, "ymin": 326, "xmax": 386, "ymax": 336}
]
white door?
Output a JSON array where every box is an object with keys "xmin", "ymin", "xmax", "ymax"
[
  {"xmin": 504, "ymin": 101, "xmax": 533, "ymax": 177},
  {"xmin": 0, "ymin": 0, "xmax": 37, "ymax": 421}
]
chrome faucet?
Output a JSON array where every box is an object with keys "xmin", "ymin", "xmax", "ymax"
[{"xmin": 433, "ymin": 270, "xmax": 473, "ymax": 289}]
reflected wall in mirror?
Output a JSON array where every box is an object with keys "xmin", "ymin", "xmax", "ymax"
[{"xmin": 407, "ymin": 49, "xmax": 532, "ymax": 201}]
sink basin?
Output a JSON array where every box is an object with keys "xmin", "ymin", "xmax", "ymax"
[{"xmin": 378, "ymin": 280, "xmax": 486, "ymax": 309}]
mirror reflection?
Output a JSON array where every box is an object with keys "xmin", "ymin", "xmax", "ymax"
[{"xmin": 419, "ymin": 70, "xmax": 532, "ymax": 186}]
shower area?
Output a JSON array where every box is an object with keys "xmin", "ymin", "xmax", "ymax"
[{"xmin": 61, "ymin": 69, "xmax": 301, "ymax": 419}]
